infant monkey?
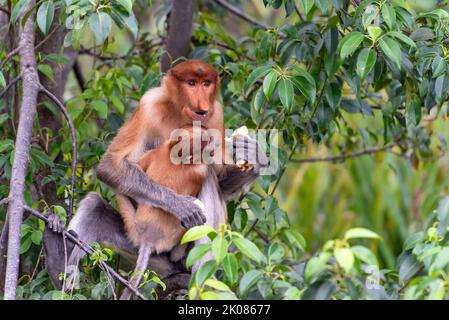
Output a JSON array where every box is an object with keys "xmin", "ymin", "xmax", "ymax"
[{"xmin": 117, "ymin": 125, "xmax": 212, "ymax": 299}]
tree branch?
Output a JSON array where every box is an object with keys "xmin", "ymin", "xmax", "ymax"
[
  {"xmin": 214, "ymin": 0, "xmax": 269, "ymax": 29},
  {"xmin": 39, "ymin": 85, "xmax": 78, "ymax": 221},
  {"xmin": 22, "ymin": 205, "xmax": 147, "ymax": 300},
  {"xmin": 0, "ymin": 47, "xmax": 20, "ymax": 70},
  {"xmin": 0, "ymin": 75, "xmax": 21, "ymax": 99},
  {"xmin": 4, "ymin": 0, "xmax": 40, "ymax": 300},
  {"xmin": 0, "ymin": 25, "xmax": 60, "ymax": 71},
  {"xmin": 289, "ymin": 145, "xmax": 394, "ymax": 163}
]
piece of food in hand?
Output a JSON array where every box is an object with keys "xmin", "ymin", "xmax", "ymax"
[
  {"xmin": 236, "ymin": 159, "xmax": 254, "ymax": 172},
  {"xmin": 225, "ymin": 126, "xmax": 252, "ymax": 171}
]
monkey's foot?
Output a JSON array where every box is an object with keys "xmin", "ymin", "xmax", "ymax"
[{"xmin": 47, "ymin": 213, "xmax": 65, "ymax": 234}]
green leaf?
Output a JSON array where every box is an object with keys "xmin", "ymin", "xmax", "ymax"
[
  {"xmin": 223, "ymin": 254, "xmax": 238, "ymax": 285},
  {"xmin": 356, "ymin": 48, "xmax": 376, "ymax": 79},
  {"xmin": 315, "ymin": 0, "xmax": 329, "ymax": 13},
  {"xmin": 239, "ymin": 270, "xmax": 263, "ymax": 295},
  {"xmin": 351, "ymin": 245, "xmax": 378, "ymax": 266},
  {"xmin": 186, "ymin": 244, "xmax": 210, "ymax": 268},
  {"xmin": 0, "ymin": 71, "xmax": 5, "ymax": 88},
  {"xmin": 379, "ymin": 36, "xmax": 402, "ymax": 68},
  {"xmin": 20, "ymin": 235, "xmax": 32, "ymax": 254},
  {"xmin": 37, "ymin": 1, "xmax": 55, "ymax": 35},
  {"xmin": 211, "ymin": 236, "xmax": 228, "ymax": 264},
  {"xmin": 91, "ymin": 100, "xmax": 108, "ymax": 119},
  {"xmin": 362, "ymin": 5, "xmax": 379, "ymax": 29},
  {"xmin": 301, "ymin": 0, "xmax": 314, "ymax": 14},
  {"xmin": 304, "ymin": 252, "xmax": 330, "ymax": 284},
  {"xmin": 109, "ymin": 95, "xmax": 125, "ymax": 114},
  {"xmin": 367, "ymin": 26, "xmax": 382, "ymax": 42},
  {"xmin": 116, "ymin": 0, "xmax": 133, "ymax": 13},
  {"xmin": 124, "ymin": 12, "xmax": 138, "ymax": 40},
  {"xmin": 339, "ymin": 32, "xmax": 365, "ymax": 60},
  {"xmin": 88, "ymin": 12, "xmax": 112, "ymax": 43},
  {"xmin": 278, "ymin": 78, "xmax": 294, "ymax": 111},
  {"xmin": 385, "ymin": 31, "xmax": 416, "ymax": 48},
  {"xmin": 382, "ymin": 4, "xmax": 396, "ymax": 29},
  {"xmin": 245, "ymin": 65, "xmax": 272, "ymax": 91},
  {"xmin": 233, "ymin": 237, "xmax": 265, "ymax": 264},
  {"xmin": 267, "ymin": 242, "xmax": 285, "ymax": 261},
  {"xmin": 334, "ymin": 247, "xmax": 354, "ymax": 272},
  {"xmin": 344, "ymin": 227, "xmax": 381, "ymax": 240},
  {"xmin": 435, "ymin": 75, "xmax": 449, "ymax": 101},
  {"xmin": 31, "ymin": 230, "xmax": 42, "ymax": 245},
  {"xmin": 11, "ymin": 0, "xmax": 28, "ymax": 24},
  {"xmin": 181, "ymin": 225, "xmax": 215, "ymax": 244},
  {"xmin": 37, "ymin": 64, "xmax": 54, "ymax": 81},
  {"xmin": 262, "ymin": 71, "xmax": 278, "ymax": 98},
  {"xmin": 204, "ymin": 279, "xmax": 231, "ymax": 291},
  {"xmin": 291, "ymin": 76, "xmax": 316, "ymax": 103},
  {"xmin": 195, "ymin": 260, "xmax": 217, "ymax": 287}
]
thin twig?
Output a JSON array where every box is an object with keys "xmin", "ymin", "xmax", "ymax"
[
  {"xmin": 214, "ymin": 0, "xmax": 269, "ymax": 29},
  {"xmin": 0, "ymin": 198, "xmax": 9, "ymax": 207},
  {"xmin": 0, "ymin": 25, "xmax": 60, "ymax": 71},
  {"xmin": 0, "ymin": 75, "xmax": 21, "ymax": 99},
  {"xmin": 39, "ymin": 85, "xmax": 78, "ymax": 221},
  {"xmin": 290, "ymin": 145, "xmax": 394, "ymax": 163},
  {"xmin": 23, "ymin": 205, "xmax": 147, "ymax": 300},
  {"xmin": 0, "ymin": 47, "xmax": 20, "ymax": 70}
]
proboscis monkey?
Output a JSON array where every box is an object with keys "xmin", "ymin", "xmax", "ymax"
[
  {"xmin": 118, "ymin": 125, "xmax": 213, "ymax": 299},
  {"xmin": 43, "ymin": 60, "xmax": 268, "ymax": 295}
]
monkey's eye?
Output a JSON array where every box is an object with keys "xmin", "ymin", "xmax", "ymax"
[
  {"xmin": 203, "ymin": 80, "xmax": 212, "ymax": 87},
  {"xmin": 187, "ymin": 80, "xmax": 196, "ymax": 86}
]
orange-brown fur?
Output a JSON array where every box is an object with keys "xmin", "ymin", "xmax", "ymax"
[
  {"xmin": 112, "ymin": 61, "xmax": 229, "ymax": 250},
  {"xmin": 117, "ymin": 127, "xmax": 209, "ymax": 253}
]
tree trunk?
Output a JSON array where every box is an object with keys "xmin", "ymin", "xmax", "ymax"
[
  {"xmin": 4, "ymin": 0, "xmax": 40, "ymax": 300},
  {"xmin": 160, "ymin": 0, "xmax": 194, "ymax": 72}
]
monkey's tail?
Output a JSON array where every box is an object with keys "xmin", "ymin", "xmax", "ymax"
[{"xmin": 120, "ymin": 245, "xmax": 152, "ymax": 300}]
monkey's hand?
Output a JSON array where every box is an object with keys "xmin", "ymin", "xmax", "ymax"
[
  {"xmin": 232, "ymin": 132, "xmax": 269, "ymax": 175},
  {"xmin": 47, "ymin": 213, "xmax": 65, "ymax": 234},
  {"xmin": 173, "ymin": 195, "xmax": 207, "ymax": 229}
]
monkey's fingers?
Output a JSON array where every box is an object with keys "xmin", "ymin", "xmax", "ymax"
[{"xmin": 47, "ymin": 213, "xmax": 65, "ymax": 234}]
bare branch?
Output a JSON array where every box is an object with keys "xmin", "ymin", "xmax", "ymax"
[
  {"xmin": 0, "ymin": 24, "xmax": 60, "ymax": 71},
  {"xmin": 289, "ymin": 145, "xmax": 394, "ymax": 164},
  {"xmin": 39, "ymin": 85, "xmax": 78, "ymax": 221},
  {"xmin": 23, "ymin": 206, "xmax": 147, "ymax": 300},
  {"xmin": 4, "ymin": 0, "xmax": 40, "ymax": 300},
  {"xmin": 0, "ymin": 47, "xmax": 20, "ymax": 70},
  {"xmin": 214, "ymin": 0, "xmax": 269, "ymax": 29},
  {"xmin": 0, "ymin": 75, "xmax": 21, "ymax": 99}
]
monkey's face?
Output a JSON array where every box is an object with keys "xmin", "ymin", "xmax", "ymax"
[{"xmin": 168, "ymin": 60, "xmax": 219, "ymax": 123}]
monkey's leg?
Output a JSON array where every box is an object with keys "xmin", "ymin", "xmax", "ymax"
[
  {"xmin": 43, "ymin": 192, "xmax": 136, "ymax": 290},
  {"xmin": 120, "ymin": 245, "xmax": 152, "ymax": 300}
]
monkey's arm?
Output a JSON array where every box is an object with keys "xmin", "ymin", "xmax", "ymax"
[
  {"xmin": 96, "ymin": 109, "xmax": 205, "ymax": 229},
  {"xmin": 218, "ymin": 134, "xmax": 269, "ymax": 201}
]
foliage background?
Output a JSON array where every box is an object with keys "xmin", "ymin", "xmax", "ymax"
[{"xmin": 1, "ymin": 0, "xmax": 449, "ymax": 300}]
